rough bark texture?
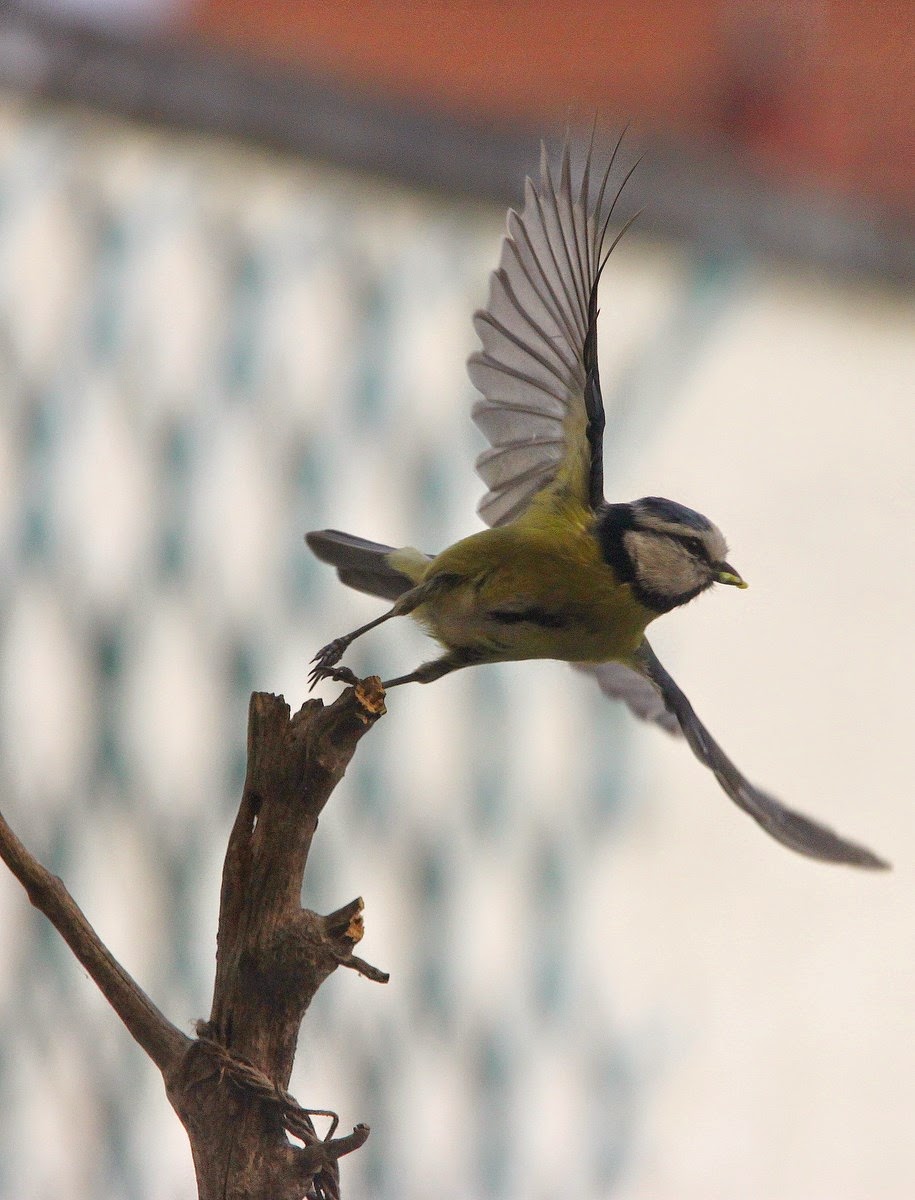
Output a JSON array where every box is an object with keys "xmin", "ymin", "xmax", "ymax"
[{"xmin": 0, "ymin": 680, "xmax": 388, "ymax": 1200}]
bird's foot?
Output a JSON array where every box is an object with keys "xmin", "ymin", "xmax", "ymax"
[
  {"xmin": 308, "ymin": 638, "xmax": 357, "ymax": 691},
  {"xmin": 308, "ymin": 659, "xmax": 359, "ymax": 690}
]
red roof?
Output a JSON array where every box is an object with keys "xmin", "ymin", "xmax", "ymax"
[{"xmin": 189, "ymin": 0, "xmax": 913, "ymax": 216}]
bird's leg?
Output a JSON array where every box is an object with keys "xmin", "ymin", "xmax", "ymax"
[
  {"xmin": 382, "ymin": 648, "xmax": 481, "ymax": 689},
  {"xmin": 308, "ymin": 579, "xmax": 443, "ymax": 690},
  {"xmin": 308, "ymin": 608, "xmax": 399, "ymax": 689}
]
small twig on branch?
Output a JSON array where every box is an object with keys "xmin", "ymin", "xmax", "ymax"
[{"xmin": 333, "ymin": 950, "xmax": 390, "ymax": 983}]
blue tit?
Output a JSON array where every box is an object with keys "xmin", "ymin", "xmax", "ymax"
[{"xmin": 307, "ymin": 133, "xmax": 887, "ymax": 870}]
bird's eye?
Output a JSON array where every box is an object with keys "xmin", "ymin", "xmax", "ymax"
[{"xmin": 683, "ymin": 536, "xmax": 707, "ymax": 558}]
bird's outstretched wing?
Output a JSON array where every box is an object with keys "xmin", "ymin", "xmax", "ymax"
[
  {"xmin": 470, "ymin": 135, "xmax": 680, "ymax": 731},
  {"xmin": 574, "ymin": 661, "xmax": 682, "ymax": 735},
  {"xmin": 634, "ymin": 641, "xmax": 889, "ymax": 869},
  {"xmin": 469, "ymin": 132, "xmax": 637, "ymax": 526}
]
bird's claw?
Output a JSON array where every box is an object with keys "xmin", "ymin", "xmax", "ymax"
[
  {"xmin": 308, "ymin": 638, "xmax": 358, "ymax": 691},
  {"xmin": 308, "ymin": 663, "xmax": 359, "ymax": 690}
]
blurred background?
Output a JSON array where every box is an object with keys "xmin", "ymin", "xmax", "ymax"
[{"xmin": 0, "ymin": 2, "xmax": 912, "ymax": 1198}]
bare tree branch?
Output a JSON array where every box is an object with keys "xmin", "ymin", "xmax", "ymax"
[
  {"xmin": 1, "ymin": 678, "xmax": 389, "ymax": 1199},
  {"xmin": 0, "ymin": 806, "xmax": 189, "ymax": 1073}
]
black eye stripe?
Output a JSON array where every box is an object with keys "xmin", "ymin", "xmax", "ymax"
[{"xmin": 680, "ymin": 534, "xmax": 709, "ymax": 559}]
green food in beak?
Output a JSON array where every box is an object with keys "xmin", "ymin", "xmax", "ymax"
[{"xmin": 715, "ymin": 563, "xmax": 748, "ymax": 589}]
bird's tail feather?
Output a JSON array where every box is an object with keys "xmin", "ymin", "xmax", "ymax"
[{"xmin": 306, "ymin": 529, "xmax": 416, "ymax": 601}]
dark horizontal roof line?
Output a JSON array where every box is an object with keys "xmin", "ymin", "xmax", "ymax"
[{"xmin": 0, "ymin": 10, "xmax": 911, "ymax": 285}]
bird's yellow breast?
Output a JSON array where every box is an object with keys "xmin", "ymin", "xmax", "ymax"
[{"xmin": 411, "ymin": 504, "xmax": 652, "ymax": 666}]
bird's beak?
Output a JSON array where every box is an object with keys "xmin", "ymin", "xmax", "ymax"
[{"xmin": 715, "ymin": 562, "xmax": 748, "ymax": 589}]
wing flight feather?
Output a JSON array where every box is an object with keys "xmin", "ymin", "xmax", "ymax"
[
  {"xmin": 573, "ymin": 661, "xmax": 683, "ymax": 735},
  {"xmin": 634, "ymin": 642, "xmax": 889, "ymax": 869},
  {"xmin": 469, "ymin": 131, "xmax": 632, "ymax": 524}
]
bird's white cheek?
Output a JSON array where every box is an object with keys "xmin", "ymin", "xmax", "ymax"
[{"xmin": 630, "ymin": 540, "xmax": 700, "ymax": 602}]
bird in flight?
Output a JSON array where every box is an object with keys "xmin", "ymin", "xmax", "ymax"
[{"xmin": 306, "ymin": 132, "xmax": 887, "ymax": 870}]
